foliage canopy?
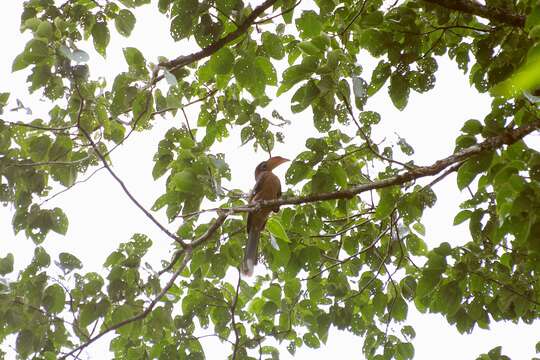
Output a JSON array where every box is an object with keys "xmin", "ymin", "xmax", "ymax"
[{"xmin": 1, "ymin": 0, "xmax": 540, "ymax": 359}]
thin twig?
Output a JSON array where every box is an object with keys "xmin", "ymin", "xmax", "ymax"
[
  {"xmin": 150, "ymin": 89, "xmax": 218, "ymax": 118},
  {"xmin": 254, "ymin": 0, "xmax": 302, "ymax": 24},
  {"xmin": 339, "ymin": 90, "xmax": 414, "ymax": 170},
  {"xmin": 340, "ymin": 0, "xmax": 369, "ymax": 36},
  {"xmin": 3, "ymin": 120, "xmax": 75, "ymax": 132},
  {"xmin": 73, "ymin": 87, "xmax": 185, "ymax": 247},
  {"xmin": 39, "ymin": 166, "xmax": 105, "ymax": 206},
  {"xmin": 303, "ymin": 226, "xmax": 391, "ymax": 281},
  {"xmin": 339, "ymin": 236, "xmax": 392, "ymax": 304}
]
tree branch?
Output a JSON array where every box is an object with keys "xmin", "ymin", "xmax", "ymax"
[
  {"xmin": 3, "ymin": 119, "xmax": 75, "ymax": 132},
  {"xmin": 423, "ymin": 0, "xmax": 525, "ymax": 28},
  {"xmin": 158, "ymin": 0, "xmax": 279, "ymax": 75},
  {"xmin": 190, "ymin": 212, "xmax": 229, "ymax": 248},
  {"xmin": 60, "ymin": 248, "xmax": 193, "ymax": 359},
  {"xmin": 254, "ymin": 0, "xmax": 302, "ymax": 25},
  {"xmin": 39, "ymin": 166, "xmax": 105, "ymax": 206},
  {"xmin": 73, "ymin": 92, "xmax": 186, "ymax": 248},
  {"xmin": 212, "ymin": 121, "xmax": 540, "ymax": 214},
  {"xmin": 141, "ymin": 121, "xmax": 539, "ymax": 270}
]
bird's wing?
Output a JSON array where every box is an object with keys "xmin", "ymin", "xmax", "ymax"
[
  {"xmin": 252, "ymin": 172, "xmax": 280, "ymax": 202},
  {"xmin": 248, "ymin": 174, "xmax": 265, "ymax": 203},
  {"xmin": 247, "ymin": 172, "xmax": 280, "ymax": 232}
]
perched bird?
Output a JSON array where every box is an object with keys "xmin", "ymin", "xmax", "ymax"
[{"xmin": 242, "ymin": 156, "xmax": 289, "ymax": 276}]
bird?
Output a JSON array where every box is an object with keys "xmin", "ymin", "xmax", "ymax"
[{"xmin": 242, "ymin": 156, "xmax": 289, "ymax": 276}]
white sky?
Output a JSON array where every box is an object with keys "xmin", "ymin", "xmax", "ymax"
[{"xmin": 1, "ymin": 1, "xmax": 539, "ymax": 359}]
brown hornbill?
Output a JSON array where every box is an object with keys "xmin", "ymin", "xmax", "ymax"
[{"xmin": 242, "ymin": 156, "xmax": 289, "ymax": 276}]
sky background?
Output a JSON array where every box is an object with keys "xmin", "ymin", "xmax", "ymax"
[{"xmin": 1, "ymin": 1, "xmax": 539, "ymax": 359}]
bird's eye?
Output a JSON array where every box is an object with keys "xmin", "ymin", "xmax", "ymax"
[{"xmin": 260, "ymin": 162, "xmax": 267, "ymax": 170}]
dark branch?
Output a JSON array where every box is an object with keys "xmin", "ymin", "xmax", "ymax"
[
  {"xmin": 423, "ymin": 0, "xmax": 525, "ymax": 28},
  {"xmin": 159, "ymin": 0, "xmax": 279, "ymax": 73}
]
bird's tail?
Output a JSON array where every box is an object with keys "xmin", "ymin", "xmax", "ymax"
[{"xmin": 242, "ymin": 227, "xmax": 260, "ymax": 276}]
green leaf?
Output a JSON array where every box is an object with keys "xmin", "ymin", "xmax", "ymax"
[
  {"xmin": 369, "ymin": 61, "xmax": 391, "ymax": 96},
  {"xmin": 296, "ymin": 11, "xmax": 322, "ymax": 38},
  {"xmin": 256, "ymin": 56, "xmax": 277, "ymax": 86},
  {"xmin": 375, "ymin": 187, "xmax": 398, "ymax": 220},
  {"xmin": 396, "ymin": 342, "xmax": 414, "ymax": 360},
  {"xmin": 461, "ymin": 119, "xmax": 483, "ymax": 135},
  {"xmin": 266, "ymin": 217, "xmax": 290, "ymax": 243},
  {"xmin": 210, "ymin": 48, "xmax": 234, "ymax": 75},
  {"xmin": 389, "ymin": 73, "xmax": 409, "ymax": 110},
  {"xmin": 330, "ymin": 164, "xmax": 348, "ymax": 187},
  {"xmin": 0, "ymin": 92, "xmax": 9, "ymax": 111},
  {"xmin": 171, "ymin": 0, "xmax": 199, "ymax": 41},
  {"xmin": 170, "ymin": 11, "xmax": 194, "ymax": 41},
  {"xmin": 50, "ymin": 208, "xmax": 69, "ymax": 235},
  {"xmin": 303, "ymin": 332, "xmax": 320, "ymax": 348},
  {"xmin": 262, "ymin": 32, "xmax": 285, "ymax": 59},
  {"xmin": 16, "ymin": 330, "xmax": 35, "ymax": 358},
  {"xmin": 12, "ymin": 53, "xmax": 30, "ymax": 71},
  {"xmin": 92, "ymin": 22, "xmax": 110, "ymax": 56},
  {"xmin": 43, "ymin": 284, "xmax": 65, "ymax": 313},
  {"xmin": 170, "ymin": 170, "xmax": 197, "ymax": 193},
  {"xmin": 298, "ymin": 41, "xmax": 322, "ymax": 56},
  {"xmin": 456, "ymin": 153, "xmax": 493, "ymax": 190},
  {"xmin": 262, "ymin": 283, "xmax": 282, "ymax": 305},
  {"xmin": 24, "ymin": 39, "xmax": 49, "ymax": 63},
  {"xmin": 406, "ymin": 234, "xmax": 427, "ymax": 256},
  {"xmin": 234, "ymin": 57, "xmax": 265, "ymax": 96},
  {"xmin": 28, "ymin": 135, "xmax": 52, "ymax": 161},
  {"xmin": 526, "ymin": 5, "xmax": 540, "ymax": 30},
  {"xmin": 410, "ymin": 222, "xmax": 424, "ymax": 237},
  {"xmin": 123, "ymin": 47, "xmax": 147, "ymax": 77},
  {"xmin": 0, "ymin": 253, "xmax": 14, "ymax": 275},
  {"xmin": 453, "ymin": 210, "xmax": 472, "ymax": 225},
  {"xmin": 115, "ymin": 9, "xmax": 136, "ymax": 37},
  {"xmin": 57, "ymin": 252, "xmax": 82, "ymax": 273},
  {"xmin": 278, "ymin": 64, "xmax": 314, "ymax": 95},
  {"xmin": 36, "ymin": 21, "xmax": 53, "ymax": 40},
  {"xmin": 391, "ymin": 295, "xmax": 408, "ymax": 321}
]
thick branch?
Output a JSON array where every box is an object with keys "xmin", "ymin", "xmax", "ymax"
[
  {"xmin": 423, "ymin": 0, "xmax": 525, "ymax": 28},
  {"xmin": 60, "ymin": 248, "xmax": 192, "ymax": 359},
  {"xmin": 159, "ymin": 0, "xmax": 278, "ymax": 71},
  {"xmin": 222, "ymin": 121, "xmax": 540, "ymax": 212},
  {"xmin": 190, "ymin": 213, "xmax": 228, "ymax": 248}
]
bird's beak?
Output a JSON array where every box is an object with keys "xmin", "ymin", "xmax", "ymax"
[{"xmin": 267, "ymin": 156, "xmax": 290, "ymax": 170}]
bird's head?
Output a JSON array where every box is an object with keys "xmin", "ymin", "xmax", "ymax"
[{"xmin": 255, "ymin": 156, "xmax": 289, "ymax": 177}]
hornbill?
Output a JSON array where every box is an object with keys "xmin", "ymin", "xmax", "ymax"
[{"xmin": 242, "ymin": 156, "xmax": 289, "ymax": 276}]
